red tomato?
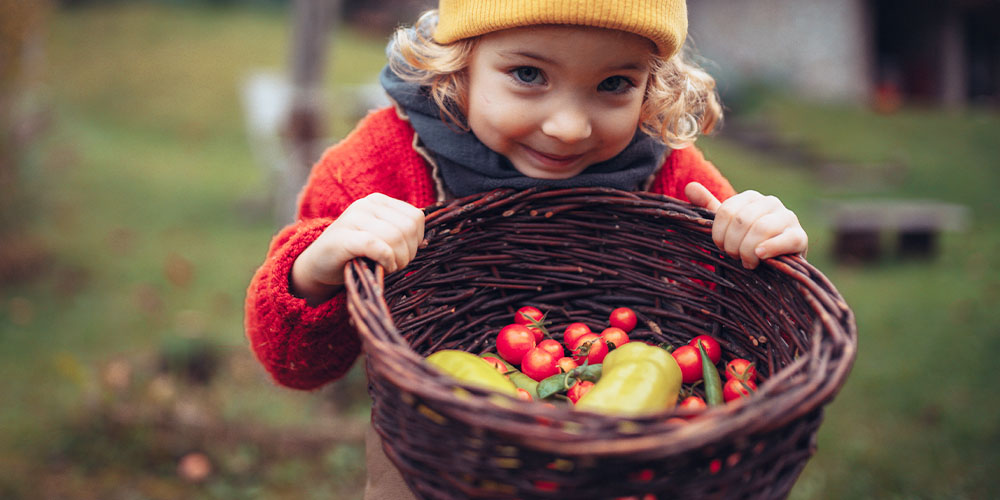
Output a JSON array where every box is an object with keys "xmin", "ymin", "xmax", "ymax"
[
  {"xmin": 514, "ymin": 306, "xmax": 544, "ymax": 326},
  {"xmin": 709, "ymin": 459, "xmax": 722, "ymax": 474},
  {"xmin": 525, "ymin": 325, "xmax": 544, "ymax": 343},
  {"xmin": 599, "ymin": 327, "xmax": 630, "ymax": 349},
  {"xmin": 628, "ymin": 468, "xmax": 654, "ymax": 482},
  {"xmin": 688, "ymin": 335, "xmax": 722, "ymax": 365},
  {"xmin": 516, "ymin": 388, "xmax": 533, "ymax": 401},
  {"xmin": 572, "ymin": 334, "xmax": 609, "ymax": 365},
  {"xmin": 533, "ymin": 480, "xmax": 559, "ymax": 492},
  {"xmin": 566, "ymin": 380, "xmax": 594, "ymax": 403},
  {"xmin": 556, "ymin": 356, "xmax": 578, "ymax": 373},
  {"xmin": 562, "ymin": 322, "xmax": 592, "ymax": 350},
  {"xmin": 678, "ymin": 395, "xmax": 707, "ymax": 412},
  {"xmin": 482, "ymin": 356, "xmax": 509, "ymax": 375},
  {"xmin": 725, "ymin": 358, "xmax": 757, "ymax": 382},
  {"xmin": 723, "ymin": 378, "xmax": 758, "ymax": 402},
  {"xmin": 671, "ymin": 345, "xmax": 703, "ymax": 384},
  {"xmin": 537, "ymin": 338, "xmax": 563, "ymax": 357},
  {"xmin": 609, "ymin": 307, "xmax": 638, "ymax": 332},
  {"xmin": 496, "ymin": 324, "xmax": 536, "ymax": 365},
  {"xmin": 521, "ymin": 347, "xmax": 560, "ymax": 381}
]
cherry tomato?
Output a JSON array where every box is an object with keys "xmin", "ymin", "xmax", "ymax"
[
  {"xmin": 562, "ymin": 322, "xmax": 592, "ymax": 351},
  {"xmin": 482, "ymin": 356, "xmax": 509, "ymax": 375},
  {"xmin": 629, "ymin": 468, "xmax": 654, "ymax": 482},
  {"xmin": 599, "ymin": 327, "xmax": 630, "ymax": 349},
  {"xmin": 537, "ymin": 338, "xmax": 563, "ymax": 357},
  {"xmin": 525, "ymin": 325, "xmax": 544, "ymax": 343},
  {"xmin": 514, "ymin": 306, "xmax": 544, "ymax": 326},
  {"xmin": 521, "ymin": 346, "xmax": 560, "ymax": 381},
  {"xmin": 709, "ymin": 459, "xmax": 722, "ymax": 474},
  {"xmin": 723, "ymin": 378, "xmax": 758, "ymax": 402},
  {"xmin": 678, "ymin": 395, "xmax": 707, "ymax": 411},
  {"xmin": 688, "ymin": 335, "xmax": 722, "ymax": 365},
  {"xmin": 556, "ymin": 356, "xmax": 578, "ymax": 373},
  {"xmin": 572, "ymin": 334, "xmax": 609, "ymax": 365},
  {"xmin": 516, "ymin": 388, "xmax": 533, "ymax": 401},
  {"xmin": 671, "ymin": 345, "xmax": 703, "ymax": 384},
  {"xmin": 533, "ymin": 480, "xmax": 559, "ymax": 492},
  {"xmin": 496, "ymin": 324, "xmax": 536, "ymax": 365},
  {"xmin": 725, "ymin": 358, "xmax": 757, "ymax": 382},
  {"xmin": 566, "ymin": 380, "xmax": 594, "ymax": 403},
  {"xmin": 609, "ymin": 307, "xmax": 638, "ymax": 332}
]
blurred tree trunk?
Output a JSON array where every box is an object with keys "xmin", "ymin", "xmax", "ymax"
[
  {"xmin": 279, "ymin": 0, "xmax": 341, "ymax": 225},
  {"xmin": 0, "ymin": 0, "xmax": 51, "ymax": 284}
]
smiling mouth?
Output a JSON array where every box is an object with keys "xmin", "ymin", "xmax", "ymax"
[{"xmin": 523, "ymin": 145, "xmax": 584, "ymax": 167}]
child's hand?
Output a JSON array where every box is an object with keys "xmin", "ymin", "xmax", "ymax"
[
  {"xmin": 291, "ymin": 193, "xmax": 425, "ymax": 305},
  {"xmin": 685, "ymin": 182, "xmax": 807, "ymax": 269}
]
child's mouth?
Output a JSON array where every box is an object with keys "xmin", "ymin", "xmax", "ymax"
[{"xmin": 523, "ymin": 145, "xmax": 584, "ymax": 168}]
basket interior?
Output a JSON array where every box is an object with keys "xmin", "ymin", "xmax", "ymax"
[{"xmin": 346, "ymin": 187, "xmax": 857, "ymax": 499}]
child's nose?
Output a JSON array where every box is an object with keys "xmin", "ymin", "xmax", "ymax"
[{"xmin": 541, "ymin": 106, "xmax": 592, "ymax": 144}]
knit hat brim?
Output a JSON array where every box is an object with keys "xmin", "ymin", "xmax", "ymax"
[{"xmin": 433, "ymin": 0, "xmax": 687, "ymax": 58}]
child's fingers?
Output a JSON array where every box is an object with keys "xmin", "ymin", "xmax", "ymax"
[
  {"xmin": 364, "ymin": 214, "xmax": 416, "ymax": 268},
  {"xmin": 684, "ymin": 182, "xmax": 722, "ymax": 211},
  {"xmin": 722, "ymin": 196, "xmax": 783, "ymax": 261},
  {"xmin": 372, "ymin": 201, "xmax": 425, "ymax": 262},
  {"xmin": 734, "ymin": 212, "xmax": 786, "ymax": 268},
  {"xmin": 355, "ymin": 217, "xmax": 415, "ymax": 272},
  {"xmin": 358, "ymin": 193, "xmax": 425, "ymax": 262},
  {"xmin": 339, "ymin": 229, "xmax": 402, "ymax": 273},
  {"xmin": 711, "ymin": 190, "xmax": 758, "ymax": 252},
  {"xmin": 754, "ymin": 226, "xmax": 809, "ymax": 261}
]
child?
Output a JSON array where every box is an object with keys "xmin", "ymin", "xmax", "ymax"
[{"xmin": 245, "ymin": 1, "xmax": 807, "ymax": 497}]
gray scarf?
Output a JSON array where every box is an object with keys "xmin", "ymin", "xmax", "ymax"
[{"xmin": 379, "ymin": 65, "xmax": 667, "ymax": 197}]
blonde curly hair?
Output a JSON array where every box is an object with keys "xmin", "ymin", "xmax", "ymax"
[{"xmin": 388, "ymin": 10, "xmax": 723, "ymax": 149}]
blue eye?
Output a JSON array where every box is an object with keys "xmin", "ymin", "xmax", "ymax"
[
  {"xmin": 513, "ymin": 67, "xmax": 543, "ymax": 84},
  {"xmin": 598, "ymin": 76, "xmax": 632, "ymax": 93}
]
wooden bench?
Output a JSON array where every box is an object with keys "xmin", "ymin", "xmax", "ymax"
[{"xmin": 823, "ymin": 199, "xmax": 968, "ymax": 263}]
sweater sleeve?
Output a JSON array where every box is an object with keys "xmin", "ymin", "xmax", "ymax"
[
  {"xmin": 244, "ymin": 107, "xmax": 438, "ymax": 390},
  {"xmin": 244, "ymin": 217, "xmax": 357, "ymax": 390},
  {"xmin": 649, "ymin": 145, "xmax": 737, "ymax": 202}
]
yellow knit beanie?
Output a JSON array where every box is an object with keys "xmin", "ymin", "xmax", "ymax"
[{"xmin": 433, "ymin": 0, "xmax": 687, "ymax": 58}]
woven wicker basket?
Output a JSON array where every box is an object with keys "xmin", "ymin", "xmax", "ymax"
[{"xmin": 345, "ymin": 187, "xmax": 857, "ymax": 500}]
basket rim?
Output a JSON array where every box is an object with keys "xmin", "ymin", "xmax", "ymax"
[{"xmin": 345, "ymin": 186, "xmax": 859, "ymax": 457}]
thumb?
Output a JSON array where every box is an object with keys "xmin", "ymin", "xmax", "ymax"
[{"xmin": 685, "ymin": 182, "xmax": 722, "ymax": 211}]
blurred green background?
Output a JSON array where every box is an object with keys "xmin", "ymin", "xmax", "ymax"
[{"xmin": 0, "ymin": 1, "xmax": 998, "ymax": 499}]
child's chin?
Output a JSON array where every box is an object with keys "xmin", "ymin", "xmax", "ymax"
[{"xmin": 512, "ymin": 164, "xmax": 585, "ymax": 181}]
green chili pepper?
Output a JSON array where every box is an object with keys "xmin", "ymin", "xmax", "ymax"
[
  {"xmin": 698, "ymin": 342, "xmax": 724, "ymax": 406},
  {"xmin": 536, "ymin": 363, "xmax": 603, "ymax": 400},
  {"xmin": 480, "ymin": 352, "xmax": 539, "ymax": 397},
  {"xmin": 427, "ymin": 350, "xmax": 518, "ymax": 397},
  {"xmin": 575, "ymin": 342, "xmax": 682, "ymax": 416}
]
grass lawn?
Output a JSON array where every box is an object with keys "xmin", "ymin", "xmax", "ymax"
[{"xmin": 1, "ymin": 3, "xmax": 998, "ymax": 498}]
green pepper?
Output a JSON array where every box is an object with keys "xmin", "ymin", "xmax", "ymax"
[
  {"xmin": 698, "ymin": 342, "xmax": 724, "ymax": 406},
  {"xmin": 427, "ymin": 350, "xmax": 518, "ymax": 397},
  {"xmin": 575, "ymin": 342, "xmax": 682, "ymax": 416},
  {"xmin": 602, "ymin": 342, "xmax": 675, "ymax": 374},
  {"xmin": 480, "ymin": 352, "xmax": 540, "ymax": 397}
]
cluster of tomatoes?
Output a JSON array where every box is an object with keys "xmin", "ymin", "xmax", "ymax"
[
  {"xmin": 482, "ymin": 305, "xmax": 759, "ymax": 409},
  {"xmin": 486, "ymin": 305, "xmax": 638, "ymax": 402},
  {"xmin": 671, "ymin": 334, "xmax": 759, "ymax": 411}
]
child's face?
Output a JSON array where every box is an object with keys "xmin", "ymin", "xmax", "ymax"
[{"xmin": 465, "ymin": 25, "xmax": 654, "ymax": 179}]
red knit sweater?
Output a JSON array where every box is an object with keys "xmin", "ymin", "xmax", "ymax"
[{"xmin": 244, "ymin": 106, "xmax": 736, "ymax": 390}]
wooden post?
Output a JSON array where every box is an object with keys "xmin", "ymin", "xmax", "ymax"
[
  {"xmin": 279, "ymin": 0, "xmax": 341, "ymax": 224},
  {"xmin": 1, "ymin": 0, "xmax": 47, "ymax": 231},
  {"xmin": 939, "ymin": 5, "xmax": 966, "ymax": 108}
]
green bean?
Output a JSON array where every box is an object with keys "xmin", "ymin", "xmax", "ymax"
[{"xmin": 698, "ymin": 342, "xmax": 724, "ymax": 406}]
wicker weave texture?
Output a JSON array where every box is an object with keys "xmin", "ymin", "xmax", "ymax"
[{"xmin": 346, "ymin": 187, "xmax": 857, "ymax": 500}]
